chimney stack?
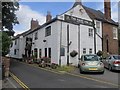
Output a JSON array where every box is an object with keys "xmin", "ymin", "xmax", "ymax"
[
  {"xmin": 46, "ymin": 11, "xmax": 52, "ymax": 22},
  {"xmin": 31, "ymin": 18, "xmax": 39, "ymax": 30},
  {"xmin": 104, "ymin": 0, "xmax": 111, "ymax": 20}
]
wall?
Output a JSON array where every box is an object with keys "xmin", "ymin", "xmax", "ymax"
[{"xmin": 103, "ymin": 23, "xmax": 118, "ymax": 54}]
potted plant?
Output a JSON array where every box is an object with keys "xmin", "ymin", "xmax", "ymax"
[{"xmin": 70, "ymin": 50, "xmax": 78, "ymax": 57}]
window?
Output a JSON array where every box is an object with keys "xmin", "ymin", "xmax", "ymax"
[
  {"xmin": 96, "ymin": 21, "xmax": 100, "ymax": 33},
  {"xmin": 45, "ymin": 26, "xmax": 51, "ymax": 37},
  {"xmin": 48, "ymin": 48, "xmax": 51, "ymax": 58},
  {"xmin": 83, "ymin": 48, "xmax": 86, "ymax": 54},
  {"xmin": 60, "ymin": 47, "xmax": 65, "ymax": 56},
  {"xmin": 14, "ymin": 49, "xmax": 16, "ymax": 55},
  {"xmin": 15, "ymin": 40, "xmax": 17, "ymax": 45},
  {"xmin": 89, "ymin": 28, "xmax": 93, "ymax": 37},
  {"xmin": 34, "ymin": 32, "xmax": 38, "ymax": 40},
  {"xmin": 39, "ymin": 49, "xmax": 42, "ymax": 58},
  {"xmin": 89, "ymin": 48, "xmax": 92, "ymax": 54},
  {"xmin": 113, "ymin": 27, "xmax": 118, "ymax": 39},
  {"xmin": 45, "ymin": 48, "xmax": 47, "ymax": 57}
]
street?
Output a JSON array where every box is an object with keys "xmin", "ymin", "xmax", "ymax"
[{"xmin": 10, "ymin": 59, "xmax": 119, "ymax": 88}]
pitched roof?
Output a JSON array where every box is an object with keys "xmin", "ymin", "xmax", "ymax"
[
  {"xmin": 83, "ymin": 5, "xmax": 118, "ymax": 26},
  {"xmin": 73, "ymin": 2, "xmax": 118, "ymax": 26}
]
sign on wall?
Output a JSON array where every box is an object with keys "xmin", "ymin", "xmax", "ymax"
[{"xmin": 64, "ymin": 14, "xmax": 93, "ymax": 27}]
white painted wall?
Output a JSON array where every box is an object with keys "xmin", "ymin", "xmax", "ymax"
[{"xmin": 10, "ymin": 4, "xmax": 102, "ymax": 66}]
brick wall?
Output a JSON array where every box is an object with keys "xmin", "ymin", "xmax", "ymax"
[{"xmin": 102, "ymin": 23, "xmax": 118, "ymax": 54}]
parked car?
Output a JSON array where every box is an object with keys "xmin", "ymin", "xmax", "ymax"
[
  {"xmin": 78, "ymin": 54, "xmax": 104, "ymax": 74},
  {"xmin": 102, "ymin": 55, "xmax": 120, "ymax": 71}
]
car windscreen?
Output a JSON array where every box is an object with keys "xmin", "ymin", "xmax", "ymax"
[
  {"xmin": 84, "ymin": 55, "xmax": 99, "ymax": 61},
  {"xmin": 113, "ymin": 55, "xmax": 120, "ymax": 60}
]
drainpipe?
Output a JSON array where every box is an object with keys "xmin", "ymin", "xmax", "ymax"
[
  {"xmin": 67, "ymin": 24, "xmax": 69, "ymax": 66},
  {"xmin": 59, "ymin": 21, "xmax": 62, "ymax": 66},
  {"xmin": 93, "ymin": 20, "xmax": 96, "ymax": 54},
  {"xmin": 78, "ymin": 25, "xmax": 80, "ymax": 59}
]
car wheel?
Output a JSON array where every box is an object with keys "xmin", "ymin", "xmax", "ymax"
[{"xmin": 108, "ymin": 65, "xmax": 112, "ymax": 71}]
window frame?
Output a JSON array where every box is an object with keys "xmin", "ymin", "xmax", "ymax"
[
  {"xmin": 88, "ymin": 28, "xmax": 93, "ymax": 37},
  {"xmin": 45, "ymin": 26, "xmax": 51, "ymax": 37},
  {"xmin": 89, "ymin": 48, "xmax": 92, "ymax": 54},
  {"xmin": 83, "ymin": 48, "xmax": 86, "ymax": 54},
  {"xmin": 96, "ymin": 21, "xmax": 100, "ymax": 33},
  {"xmin": 34, "ymin": 32, "xmax": 38, "ymax": 40},
  {"xmin": 113, "ymin": 27, "xmax": 118, "ymax": 39}
]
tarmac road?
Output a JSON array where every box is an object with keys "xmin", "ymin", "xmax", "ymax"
[{"xmin": 10, "ymin": 60, "xmax": 119, "ymax": 88}]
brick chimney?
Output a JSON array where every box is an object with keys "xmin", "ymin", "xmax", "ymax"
[
  {"xmin": 46, "ymin": 11, "xmax": 52, "ymax": 22},
  {"xmin": 104, "ymin": 0, "xmax": 111, "ymax": 20},
  {"xmin": 31, "ymin": 18, "xmax": 39, "ymax": 30}
]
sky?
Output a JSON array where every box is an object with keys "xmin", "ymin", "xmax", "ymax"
[{"xmin": 13, "ymin": 0, "xmax": 119, "ymax": 36}]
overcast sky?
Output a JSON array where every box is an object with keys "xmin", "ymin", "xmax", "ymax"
[{"xmin": 13, "ymin": 0, "xmax": 119, "ymax": 35}]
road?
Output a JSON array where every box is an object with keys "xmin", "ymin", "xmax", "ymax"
[
  {"xmin": 10, "ymin": 60, "xmax": 119, "ymax": 88},
  {"xmin": 73, "ymin": 67, "xmax": 119, "ymax": 85}
]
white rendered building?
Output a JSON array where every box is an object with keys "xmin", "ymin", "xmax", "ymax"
[{"xmin": 10, "ymin": 1, "xmax": 103, "ymax": 66}]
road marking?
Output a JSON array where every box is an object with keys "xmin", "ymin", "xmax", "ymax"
[
  {"xmin": 10, "ymin": 72, "xmax": 30, "ymax": 90},
  {"xmin": 6, "ymin": 78, "xmax": 17, "ymax": 88},
  {"xmin": 18, "ymin": 61, "xmax": 120, "ymax": 88}
]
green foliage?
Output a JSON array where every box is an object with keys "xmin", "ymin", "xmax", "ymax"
[
  {"xmin": 56, "ymin": 65, "xmax": 75, "ymax": 72},
  {"xmin": 2, "ymin": 1, "xmax": 19, "ymax": 31},
  {"xmin": 97, "ymin": 50, "xmax": 103, "ymax": 56},
  {"xmin": 0, "ymin": 32, "xmax": 12, "ymax": 56}
]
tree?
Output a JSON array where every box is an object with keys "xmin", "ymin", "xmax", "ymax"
[
  {"xmin": 0, "ymin": 31, "xmax": 12, "ymax": 56},
  {"xmin": 1, "ymin": 1, "xmax": 19, "ymax": 56},
  {"xmin": 2, "ymin": 1, "xmax": 19, "ymax": 32}
]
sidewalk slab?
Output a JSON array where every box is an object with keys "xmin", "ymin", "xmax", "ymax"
[{"xmin": 2, "ymin": 77, "xmax": 22, "ymax": 89}]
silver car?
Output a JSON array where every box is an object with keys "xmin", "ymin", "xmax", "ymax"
[
  {"xmin": 78, "ymin": 54, "xmax": 104, "ymax": 74},
  {"xmin": 103, "ymin": 55, "xmax": 120, "ymax": 71}
]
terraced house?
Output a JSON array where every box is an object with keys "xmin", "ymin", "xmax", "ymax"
[{"xmin": 10, "ymin": 0, "xmax": 118, "ymax": 66}]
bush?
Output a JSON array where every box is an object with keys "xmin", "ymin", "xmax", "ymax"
[
  {"xmin": 70, "ymin": 50, "xmax": 78, "ymax": 57},
  {"xmin": 97, "ymin": 50, "xmax": 103, "ymax": 57}
]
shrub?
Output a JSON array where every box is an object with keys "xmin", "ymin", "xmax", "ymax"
[{"xmin": 97, "ymin": 50, "xmax": 103, "ymax": 57}]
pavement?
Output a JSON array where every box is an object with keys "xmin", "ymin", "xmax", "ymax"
[
  {"xmin": 9, "ymin": 59, "xmax": 119, "ymax": 88},
  {"xmin": 2, "ymin": 76, "xmax": 22, "ymax": 89}
]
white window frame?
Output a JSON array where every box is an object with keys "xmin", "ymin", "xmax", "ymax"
[
  {"xmin": 89, "ymin": 28, "xmax": 93, "ymax": 37},
  {"xmin": 89, "ymin": 48, "xmax": 92, "ymax": 54},
  {"xmin": 34, "ymin": 32, "xmax": 38, "ymax": 40},
  {"xmin": 45, "ymin": 26, "xmax": 51, "ymax": 37},
  {"xmin": 96, "ymin": 21, "xmax": 100, "ymax": 33},
  {"xmin": 113, "ymin": 27, "xmax": 118, "ymax": 39},
  {"xmin": 83, "ymin": 48, "xmax": 86, "ymax": 54}
]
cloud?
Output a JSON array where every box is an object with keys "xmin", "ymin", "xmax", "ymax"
[{"xmin": 14, "ymin": 4, "xmax": 46, "ymax": 36}]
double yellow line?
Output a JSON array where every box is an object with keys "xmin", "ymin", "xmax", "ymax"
[{"xmin": 9, "ymin": 72, "xmax": 30, "ymax": 90}]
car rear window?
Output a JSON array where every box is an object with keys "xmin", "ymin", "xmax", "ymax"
[
  {"xmin": 84, "ymin": 55, "xmax": 99, "ymax": 61},
  {"xmin": 113, "ymin": 55, "xmax": 120, "ymax": 60}
]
